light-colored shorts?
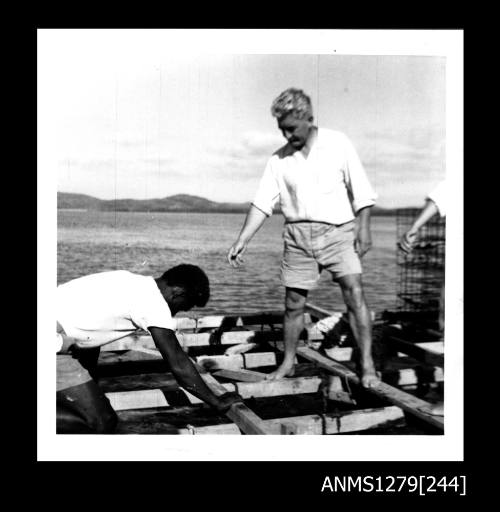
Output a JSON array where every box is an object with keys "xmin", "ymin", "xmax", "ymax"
[
  {"xmin": 280, "ymin": 220, "xmax": 362, "ymax": 290},
  {"xmin": 56, "ymin": 354, "xmax": 93, "ymax": 392},
  {"xmin": 56, "ymin": 321, "xmax": 92, "ymax": 392}
]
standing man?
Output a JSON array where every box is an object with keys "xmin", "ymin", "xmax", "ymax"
[
  {"xmin": 227, "ymin": 88, "xmax": 379, "ymax": 388},
  {"xmin": 398, "ymin": 179, "xmax": 447, "ymax": 332},
  {"xmin": 56, "ymin": 264, "xmax": 242, "ymax": 433}
]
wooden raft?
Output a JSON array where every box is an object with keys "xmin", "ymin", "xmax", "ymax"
[{"xmin": 94, "ymin": 306, "xmax": 444, "ymax": 435}]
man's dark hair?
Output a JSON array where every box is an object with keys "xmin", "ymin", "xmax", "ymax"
[{"xmin": 161, "ymin": 264, "xmax": 210, "ymax": 307}]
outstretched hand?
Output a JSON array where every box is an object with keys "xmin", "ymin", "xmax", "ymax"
[
  {"xmin": 398, "ymin": 230, "xmax": 418, "ymax": 254},
  {"xmin": 227, "ymin": 240, "xmax": 247, "ymax": 268},
  {"xmin": 214, "ymin": 391, "xmax": 244, "ymax": 413}
]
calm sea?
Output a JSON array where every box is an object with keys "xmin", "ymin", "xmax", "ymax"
[{"xmin": 57, "ymin": 211, "xmax": 399, "ymax": 316}]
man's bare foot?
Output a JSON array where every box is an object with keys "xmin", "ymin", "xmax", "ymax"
[
  {"xmin": 265, "ymin": 364, "xmax": 295, "ymax": 380},
  {"xmin": 360, "ymin": 368, "xmax": 380, "ymax": 388},
  {"xmin": 429, "ymin": 402, "xmax": 444, "ymax": 416}
]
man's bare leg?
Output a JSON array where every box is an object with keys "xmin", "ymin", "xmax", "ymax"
[
  {"xmin": 266, "ymin": 287, "xmax": 308, "ymax": 380},
  {"xmin": 337, "ymin": 274, "xmax": 379, "ymax": 388}
]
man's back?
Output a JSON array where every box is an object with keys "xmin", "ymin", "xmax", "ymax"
[{"xmin": 57, "ymin": 270, "xmax": 175, "ymax": 348}]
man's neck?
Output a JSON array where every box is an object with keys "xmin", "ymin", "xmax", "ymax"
[{"xmin": 300, "ymin": 125, "xmax": 318, "ymax": 158}]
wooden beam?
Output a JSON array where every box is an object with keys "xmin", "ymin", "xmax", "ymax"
[
  {"xmin": 174, "ymin": 312, "xmax": 314, "ymax": 331},
  {"xmin": 212, "ymin": 369, "xmax": 267, "ymax": 382},
  {"xmin": 101, "ymin": 329, "xmax": 321, "ymax": 352},
  {"xmin": 192, "ymin": 360, "xmax": 272, "ymax": 435},
  {"xmin": 104, "ymin": 374, "xmax": 344, "ymax": 409},
  {"xmin": 295, "ymin": 346, "xmax": 444, "ymax": 430},
  {"xmin": 196, "ymin": 352, "xmax": 292, "ymax": 371},
  {"xmin": 106, "ymin": 370, "xmax": 343, "ymax": 410},
  {"xmin": 305, "ymin": 303, "xmax": 375, "ymax": 322},
  {"xmin": 235, "ymin": 376, "xmax": 322, "ymax": 398},
  {"xmin": 415, "ymin": 341, "xmax": 444, "ymax": 354},
  {"xmin": 387, "ymin": 333, "xmax": 444, "ymax": 367},
  {"xmin": 176, "ymin": 405, "xmax": 404, "ymax": 435},
  {"xmin": 224, "ymin": 343, "xmax": 258, "ymax": 355},
  {"xmin": 197, "ymin": 354, "xmax": 246, "ymax": 371},
  {"xmin": 106, "ymin": 389, "xmax": 170, "ymax": 410},
  {"xmin": 323, "ymin": 346, "xmax": 354, "ymax": 362}
]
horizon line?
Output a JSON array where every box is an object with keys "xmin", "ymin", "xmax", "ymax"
[{"xmin": 57, "ymin": 190, "xmax": 422, "ymax": 210}]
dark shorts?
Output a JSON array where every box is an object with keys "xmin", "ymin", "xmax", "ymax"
[{"xmin": 280, "ymin": 221, "xmax": 362, "ymax": 290}]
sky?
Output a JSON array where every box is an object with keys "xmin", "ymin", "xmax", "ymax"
[{"xmin": 42, "ymin": 30, "xmax": 448, "ymax": 208}]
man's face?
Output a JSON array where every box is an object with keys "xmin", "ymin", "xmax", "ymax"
[
  {"xmin": 168, "ymin": 287, "xmax": 195, "ymax": 315},
  {"xmin": 277, "ymin": 112, "xmax": 312, "ymax": 149}
]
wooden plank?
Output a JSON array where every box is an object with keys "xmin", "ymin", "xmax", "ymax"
[
  {"xmin": 416, "ymin": 341, "xmax": 444, "ymax": 354},
  {"xmin": 387, "ymin": 334, "xmax": 444, "ymax": 367},
  {"xmin": 305, "ymin": 303, "xmax": 375, "ymax": 322},
  {"xmin": 177, "ymin": 406, "xmax": 404, "ymax": 435},
  {"xmin": 323, "ymin": 346, "xmax": 354, "ymax": 362},
  {"xmin": 295, "ymin": 346, "xmax": 444, "ymax": 430},
  {"xmin": 104, "ymin": 374, "xmax": 344, "ymax": 408},
  {"xmin": 131, "ymin": 346, "xmax": 162, "ymax": 357},
  {"xmin": 192, "ymin": 360, "xmax": 272, "ymax": 435},
  {"xmin": 106, "ymin": 389, "xmax": 169, "ymax": 410},
  {"xmin": 102, "ymin": 331, "xmax": 316, "ymax": 352},
  {"xmin": 175, "ymin": 312, "xmax": 314, "ymax": 331},
  {"xmin": 197, "ymin": 354, "xmax": 246, "ymax": 371},
  {"xmin": 391, "ymin": 367, "xmax": 443, "ymax": 386},
  {"xmin": 244, "ymin": 352, "xmax": 298, "ymax": 368},
  {"xmin": 212, "ymin": 369, "xmax": 267, "ymax": 382},
  {"xmin": 224, "ymin": 342, "xmax": 258, "ymax": 355},
  {"xmin": 196, "ymin": 352, "xmax": 288, "ymax": 371},
  {"xmin": 235, "ymin": 376, "xmax": 323, "ymax": 398}
]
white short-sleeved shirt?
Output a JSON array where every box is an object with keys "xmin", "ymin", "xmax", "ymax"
[
  {"xmin": 57, "ymin": 270, "xmax": 176, "ymax": 348},
  {"xmin": 427, "ymin": 180, "xmax": 446, "ymax": 217},
  {"xmin": 252, "ymin": 128, "xmax": 377, "ymax": 224}
]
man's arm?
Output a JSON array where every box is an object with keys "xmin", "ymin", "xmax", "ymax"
[
  {"xmin": 227, "ymin": 205, "xmax": 268, "ymax": 267},
  {"xmin": 149, "ymin": 326, "xmax": 242, "ymax": 412},
  {"xmin": 398, "ymin": 199, "xmax": 439, "ymax": 254},
  {"xmin": 354, "ymin": 205, "xmax": 373, "ymax": 258}
]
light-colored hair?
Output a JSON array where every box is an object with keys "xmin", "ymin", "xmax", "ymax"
[{"xmin": 270, "ymin": 88, "xmax": 313, "ymax": 120}]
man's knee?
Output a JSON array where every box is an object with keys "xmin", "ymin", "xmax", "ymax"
[
  {"xmin": 285, "ymin": 288, "xmax": 307, "ymax": 317},
  {"xmin": 339, "ymin": 279, "xmax": 365, "ymax": 311},
  {"xmin": 57, "ymin": 382, "xmax": 118, "ymax": 434},
  {"xmin": 57, "ymin": 398, "xmax": 118, "ymax": 434}
]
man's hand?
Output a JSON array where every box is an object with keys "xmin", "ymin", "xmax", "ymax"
[
  {"xmin": 354, "ymin": 225, "xmax": 372, "ymax": 258},
  {"xmin": 227, "ymin": 239, "xmax": 248, "ymax": 268},
  {"xmin": 214, "ymin": 391, "xmax": 244, "ymax": 413},
  {"xmin": 398, "ymin": 229, "xmax": 418, "ymax": 254}
]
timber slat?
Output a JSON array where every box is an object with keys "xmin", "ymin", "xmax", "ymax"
[
  {"xmin": 388, "ymin": 335, "xmax": 444, "ymax": 367},
  {"xmin": 212, "ymin": 369, "xmax": 267, "ymax": 382},
  {"xmin": 192, "ymin": 360, "xmax": 271, "ymax": 435},
  {"xmin": 104, "ymin": 374, "xmax": 345, "ymax": 409},
  {"xmin": 101, "ymin": 329, "xmax": 322, "ymax": 352},
  {"xmin": 176, "ymin": 406, "xmax": 404, "ymax": 435},
  {"xmin": 296, "ymin": 346, "xmax": 444, "ymax": 430}
]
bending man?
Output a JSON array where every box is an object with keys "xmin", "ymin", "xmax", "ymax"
[{"xmin": 56, "ymin": 264, "xmax": 242, "ymax": 433}]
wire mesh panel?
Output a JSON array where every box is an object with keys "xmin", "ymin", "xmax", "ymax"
[{"xmin": 396, "ymin": 208, "xmax": 446, "ymax": 315}]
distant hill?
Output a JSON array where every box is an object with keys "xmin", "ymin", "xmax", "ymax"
[
  {"xmin": 57, "ymin": 192, "xmax": 407, "ymax": 215},
  {"xmin": 58, "ymin": 192, "xmax": 251, "ymax": 213}
]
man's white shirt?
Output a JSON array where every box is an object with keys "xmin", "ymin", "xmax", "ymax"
[
  {"xmin": 57, "ymin": 270, "xmax": 176, "ymax": 349},
  {"xmin": 252, "ymin": 128, "xmax": 377, "ymax": 224}
]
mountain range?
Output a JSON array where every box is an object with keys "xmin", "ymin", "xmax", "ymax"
[{"xmin": 57, "ymin": 192, "xmax": 406, "ymax": 215}]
